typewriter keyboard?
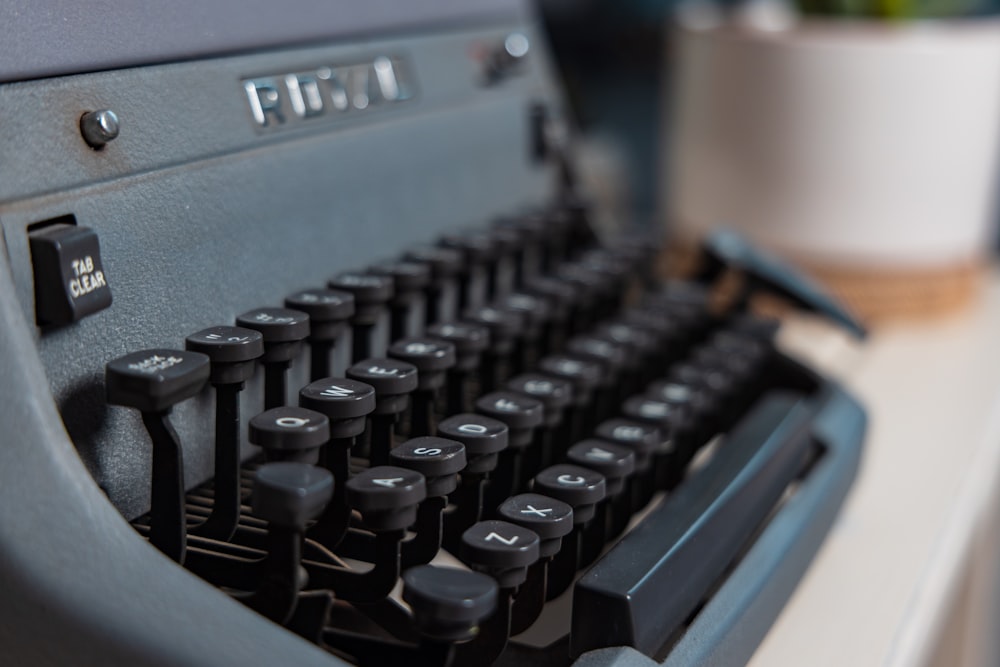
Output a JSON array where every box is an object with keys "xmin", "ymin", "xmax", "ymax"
[{"xmin": 103, "ymin": 202, "xmax": 864, "ymax": 667}]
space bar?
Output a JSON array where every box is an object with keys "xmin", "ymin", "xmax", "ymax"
[{"xmin": 570, "ymin": 390, "xmax": 815, "ymax": 659}]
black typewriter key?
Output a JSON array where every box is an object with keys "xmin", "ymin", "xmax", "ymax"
[
  {"xmin": 532, "ymin": 464, "xmax": 606, "ymax": 524},
  {"xmin": 391, "ymin": 437, "xmax": 467, "ymax": 498},
  {"xmin": 307, "ymin": 466, "xmax": 426, "ymax": 604},
  {"xmin": 236, "ymin": 307, "xmax": 310, "ymax": 410},
  {"xmin": 498, "ymin": 493, "xmax": 574, "ymax": 634},
  {"xmin": 437, "ymin": 413, "xmax": 509, "ymax": 551},
  {"xmin": 106, "ymin": 349, "xmax": 210, "ymax": 563},
  {"xmin": 248, "ymin": 406, "xmax": 329, "ymax": 464},
  {"xmin": 532, "ymin": 464, "xmax": 606, "ymax": 599},
  {"xmin": 299, "ymin": 378, "xmax": 376, "ymax": 549},
  {"xmin": 537, "ymin": 354, "xmax": 602, "ymax": 451},
  {"xmin": 402, "ymin": 565, "xmax": 498, "ymax": 643},
  {"xmin": 244, "ymin": 462, "xmax": 333, "ymax": 623},
  {"xmin": 368, "ymin": 260, "xmax": 431, "ymax": 342},
  {"xmin": 565, "ymin": 334, "xmax": 629, "ymax": 428},
  {"xmin": 391, "ymin": 436, "xmax": 467, "ymax": 567},
  {"xmin": 608, "ymin": 230, "xmax": 663, "ymax": 290},
  {"xmin": 388, "ymin": 337, "xmax": 456, "ymax": 437},
  {"xmin": 556, "ymin": 263, "xmax": 607, "ymax": 331},
  {"xmin": 185, "ymin": 326, "xmax": 264, "ymax": 540},
  {"xmin": 284, "ymin": 288, "xmax": 355, "ymax": 381},
  {"xmin": 403, "ymin": 245, "xmax": 463, "ymax": 325},
  {"xmin": 347, "ymin": 358, "xmax": 418, "ymax": 466},
  {"xmin": 622, "ymin": 395, "xmax": 690, "ymax": 490},
  {"xmin": 497, "ymin": 494, "xmax": 573, "ymax": 559},
  {"xmin": 494, "ymin": 215, "xmax": 547, "ymax": 286},
  {"xmin": 486, "ymin": 225, "xmax": 520, "ymax": 300},
  {"xmin": 328, "ymin": 272, "xmax": 394, "ymax": 362},
  {"xmin": 426, "ymin": 321, "xmax": 489, "ymax": 414},
  {"xmin": 595, "ymin": 418, "xmax": 660, "ymax": 510},
  {"xmin": 506, "ymin": 373, "xmax": 572, "ymax": 474},
  {"xmin": 567, "ymin": 440, "xmax": 635, "ymax": 558},
  {"xmin": 476, "ymin": 391, "xmax": 543, "ymax": 511},
  {"xmin": 346, "ymin": 466, "xmax": 427, "ymax": 532},
  {"xmin": 621, "ymin": 308, "xmax": 682, "ymax": 376},
  {"xmin": 593, "ymin": 320, "xmax": 657, "ymax": 397},
  {"xmin": 457, "ymin": 519, "xmax": 541, "ymax": 664},
  {"xmin": 463, "ymin": 305, "xmax": 523, "ymax": 393},
  {"xmin": 523, "ymin": 274, "xmax": 578, "ymax": 356},
  {"xmin": 439, "ymin": 230, "xmax": 497, "ymax": 311},
  {"xmin": 499, "ymin": 292, "xmax": 548, "ymax": 375},
  {"xmin": 578, "ymin": 250, "xmax": 632, "ymax": 320},
  {"xmin": 461, "ymin": 520, "xmax": 540, "ymax": 588}
]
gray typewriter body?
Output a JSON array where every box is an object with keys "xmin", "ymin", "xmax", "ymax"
[{"xmin": 0, "ymin": 2, "xmax": 864, "ymax": 665}]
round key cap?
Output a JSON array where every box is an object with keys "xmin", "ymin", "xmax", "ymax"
[
  {"xmin": 462, "ymin": 305, "xmax": 522, "ymax": 354},
  {"xmin": 594, "ymin": 321, "xmax": 656, "ymax": 365},
  {"xmin": 524, "ymin": 275, "xmax": 578, "ymax": 321},
  {"xmin": 390, "ymin": 436, "xmax": 466, "ymax": 496},
  {"xmin": 565, "ymin": 335, "xmax": 628, "ymax": 378},
  {"xmin": 439, "ymin": 230, "xmax": 497, "ymax": 264},
  {"xmin": 461, "ymin": 520, "xmax": 540, "ymax": 587},
  {"xmin": 403, "ymin": 565, "xmax": 498, "ymax": 642},
  {"xmin": 404, "ymin": 245, "xmax": 464, "ymax": 281},
  {"xmin": 505, "ymin": 373, "xmax": 572, "ymax": 428},
  {"xmin": 299, "ymin": 378, "xmax": 376, "ymax": 438},
  {"xmin": 347, "ymin": 358, "xmax": 418, "ymax": 414},
  {"xmin": 186, "ymin": 326, "xmax": 263, "ymax": 385},
  {"xmin": 500, "ymin": 292, "xmax": 549, "ymax": 335},
  {"xmin": 236, "ymin": 308, "xmax": 310, "ymax": 362},
  {"xmin": 622, "ymin": 395, "xmax": 685, "ymax": 444},
  {"xmin": 437, "ymin": 413, "xmax": 508, "ymax": 473},
  {"xmin": 566, "ymin": 440, "xmax": 635, "ymax": 497},
  {"xmin": 346, "ymin": 466, "xmax": 427, "ymax": 531},
  {"xmin": 388, "ymin": 337, "xmax": 456, "ymax": 390},
  {"xmin": 497, "ymin": 493, "xmax": 573, "ymax": 558},
  {"xmin": 284, "ymin": 288, "xmax": 355, "ymax": 342},
  {"xmin": 646, "ymin": 381, "xmax": 707, "ymax": 423},
  {"xmin": 106, "ymin": 349, "xmax": 210, "ymax": 413},
  {"xmin": 328, "ymin": 272, "xmax": 394, "ymax": 325},
  {"xmin": 532, "ymin": 464, "xmax": 606, "ymax": 524},
  {"xmin": 595, "ymin": 419, "xmax": 660, "ymax": 472},
  {"xmin": 368, "ymin": 260, "xmax": 431, "ymax": 305},
  {"xmin": 426, "ymin": 322, "xmax": 489, "ymax": 371},
  {"xmin": 537, "ymin": 355, "xmax": 602, "ymax": 406},
  {"xmin": 252, "ymin": 462, "xmax": 334, "ymax": 528},
  {"xmin": 249, "ymin": 406, "xmax": 330, "ymax": 464},
  {"xmin": 475, "ymin": 391, "xmax": 544, "ymax": 449}
]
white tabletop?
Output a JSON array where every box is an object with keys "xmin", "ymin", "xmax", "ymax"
[{"xmin": 748, "ymin": 273, "xmax": 1000, "ymax": 667}]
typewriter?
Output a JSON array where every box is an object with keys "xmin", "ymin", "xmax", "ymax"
[{"xmin": 0, "ymin": 1, "xmax": 866, "ymax": 665}]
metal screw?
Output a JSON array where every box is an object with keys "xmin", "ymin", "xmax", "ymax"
[{"xmin": 80, "ymin": 109, "xmax": 120, "ymax": 149}]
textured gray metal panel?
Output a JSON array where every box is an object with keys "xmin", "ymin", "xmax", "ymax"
[
  {"xmin": 0, "ymin": 23, "xmax": 562, "ymax": 519},
  {"xmin": 0, "ymin": 0, "xmax": 524, "ymax": 82}
]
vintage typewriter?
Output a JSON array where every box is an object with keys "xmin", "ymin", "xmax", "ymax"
[{"xmin": 0, "ymin": 1, "xmax": 866, "ymax": 665}]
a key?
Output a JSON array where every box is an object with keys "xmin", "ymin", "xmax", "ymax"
[
  {"xmin": 537, "ymin": 354, "xmax": 602, "ymax": 450},
  {"xmin": 328, "ymin": 272, "xmax": 394, "ymax": 362},
  {"xmin": 248, "ymin": 406, "xmax": 329, "ymax": 464},
  {"xmin": 476, "ymin": 391, "xmax": 544, "ymax": 511},
  {"xmin": 391, "ymin": 436, "xmax": 467, "ymax": 567},
  {"xmin": 425, "ymin": 321, "xmax": 490, "ymax": 414},
  {"xmin": 566, "ymin": 440, "xmax": 635, "ymax": 559},
  {"xmin": 388, "ymin": 337, "xmax": 457, "ymax": 437},
  {"xmin": 236, "ymin": 307, "xmax": 310, "ymax": 410},
  {"xmin": 463, "ymin": 305, "xmax": 523, "ymax": 393},
  {"xmin": 105, "ymin": 348, "xmax": 210, "ymax": 562},
  {"xmin": 439, "ymin": 230, "xmax": 497, "ymax": 311},
  {"xmin": 284, "ymin": 288, "xmax": 355, "ymax": 381},
  {"xmin": 347, "ymin": 358, "xmax": 418, "ymax": 466},
  {"xmin": 403, "ymin": 245, "xmax": 463, "ymax": 325},
  {"xmin": 505, "ymin": 373, "xmax": 573, "ymax": 476},
  {"xmin": 368, "ymin": 260, "xmax": 431, "ymax": 342},
  {"xmin": 185, "ymin": 326, "xmax": 264, "ymax": 540},
  {"xmin": 299, "ymin": 377, "xmax": 376, "ymax": 549},
  {"xmin": 595, "ymin": 418, "xmax": 660, "ymax": 511}
]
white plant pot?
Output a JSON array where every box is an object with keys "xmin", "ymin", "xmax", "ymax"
[{"xmin": 666, "ymin": 20, "xmax": 1000, "ymax": 313}]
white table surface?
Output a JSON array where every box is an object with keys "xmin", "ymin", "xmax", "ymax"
[{"xmin": 748, "ymin": 273, "xmax": 1000, "ymax": 667}]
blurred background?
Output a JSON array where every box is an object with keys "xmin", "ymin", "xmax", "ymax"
[{"xmin": 538, "ymin": 0, "xmax": 1000, "ymax": 322}]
